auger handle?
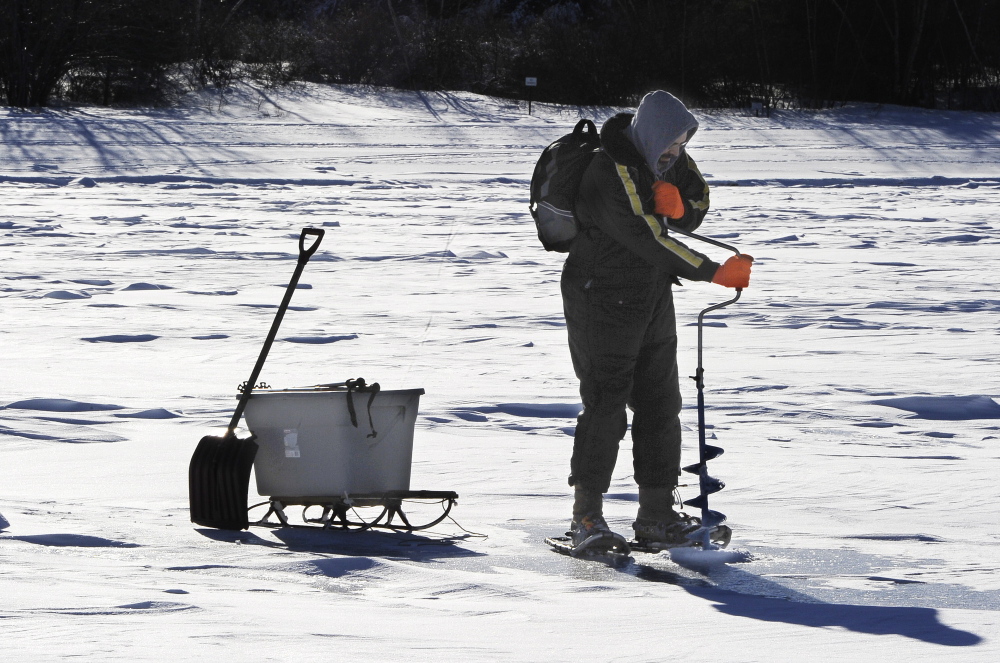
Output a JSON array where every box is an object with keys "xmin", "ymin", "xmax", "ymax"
[{"xmin": 664, "ymin": 222, "xmax": 741, "ymax": 256}]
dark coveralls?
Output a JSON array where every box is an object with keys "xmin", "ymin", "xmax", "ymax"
[{"xmin": 562, "ymin": 113, "xmax": 719, "ymax": 494}]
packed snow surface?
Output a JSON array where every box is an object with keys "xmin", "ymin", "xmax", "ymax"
[{"xmin": 2, "ymin": 84, "xmax": 1000, "ymax": 660}]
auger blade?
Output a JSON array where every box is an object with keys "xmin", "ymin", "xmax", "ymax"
[
  {"xmin": 683, "ymin": 446, "xmax": 726, "ymax": 475},
  {"xmin": 683, "ymin": 494, "xmax": 708, "ymax": 510},
  {"xmin": 683, "ymin": 524, "xmax": 734, "ymax": 549},
  {"xmin": 704, "ymin": 444, "xmax": 724, "ymax": 461},
  {"xmin": 702, "ymin": 509, "xmax": 727, "ymax": 527},
  {"xmin": 701, "ymin": 476, "xmax": 725, "ymax": 495},
  {"xmin": 686, "ymin": 526, "xmax": 711, "ymax": 542}
]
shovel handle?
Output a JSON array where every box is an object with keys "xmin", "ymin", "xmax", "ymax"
[
  {"xmin": 300, "ymin": 227, "xmax": 324, "ymax": 259},
  {"xmin": 225, "ymin": 227, "xmax": 325, "ymax": 434}
]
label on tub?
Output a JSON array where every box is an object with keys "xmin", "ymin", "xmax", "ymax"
[{"xmin": 283, "ymin": 429, "xmax": 300, "ymax": 458}]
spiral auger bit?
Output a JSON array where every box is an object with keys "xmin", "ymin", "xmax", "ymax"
[{"xmin": 681, "ymin": 286, "xmax": 742, "ymax": 550}]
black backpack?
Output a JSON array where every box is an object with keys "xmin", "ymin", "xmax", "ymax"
[{"xmin": 528, "ymin": 119, "xmax": 601, "ymax": 252}]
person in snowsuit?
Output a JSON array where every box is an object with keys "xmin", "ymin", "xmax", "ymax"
[{"xmin": 562, "ymin": 90, "xmax": 752, "ymax": 547}]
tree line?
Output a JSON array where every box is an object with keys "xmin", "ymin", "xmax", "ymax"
[{"xmin": 1, "ymin": 0, "xmax": 998, "ymax": 110}]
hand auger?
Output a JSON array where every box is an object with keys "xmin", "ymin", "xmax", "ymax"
[{"xmin": 666, "ymin": 223, "xmax": 745, "ymax": 550}]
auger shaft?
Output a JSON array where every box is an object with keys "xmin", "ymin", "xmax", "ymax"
[
  {"xmin": 684, "ymin": 289, "xmax": 742, "ymax": 549},
  {"xmin": 659, "ymin": 223, "xmax": 746, "ymax": 550}
]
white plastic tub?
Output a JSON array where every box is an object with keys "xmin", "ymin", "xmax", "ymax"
[{"xmin": 243, "ymin": 387, "xmax": 424, "ymax": 499}]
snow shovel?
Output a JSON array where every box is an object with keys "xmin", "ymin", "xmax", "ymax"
[{"xmin": 189, "ymin": 227, "xmax": 325, "ymax": 530}]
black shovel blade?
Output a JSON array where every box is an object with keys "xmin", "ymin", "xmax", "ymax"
[{"xmin": 188, "ymin": 434, "xmax": 257, "ymax": 530}]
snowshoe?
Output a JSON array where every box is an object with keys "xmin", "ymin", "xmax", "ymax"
[
  {"xmin": 545, "ymin": 513, "xmax": 631, "ymax": 562},
  {"xmin": 545, "ymin": 533, "xmax": 631, "ymax": 563},
  {"xmin": 628, "ymin": 513, "xmax": 732, "ymax": 553}
]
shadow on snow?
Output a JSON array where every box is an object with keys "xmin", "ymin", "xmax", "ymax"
[
  {"xmin": 633, "ymin": 564, "xmax": 982, "ymax": 647},
  {"xmin": 195, "ymin": 526, "xmax": 485, "ymax": 564}
]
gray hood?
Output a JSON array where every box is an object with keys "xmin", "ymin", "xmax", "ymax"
[{"xmin": 626, "ymin": 90, "xmax": 699, "ymax": 178}]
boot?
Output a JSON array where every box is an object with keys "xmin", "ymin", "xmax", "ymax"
[
  {"xmin": 572, "ymin": 486, "xmax": 604, "ymax": 522},
  {"xmin": 633, "ymin": 485, "xmax": 699, "ymax": 546},
  {"xmin": 569, "ymin": 486, "xmax": 607, "ymax": 547},
  {"xmin": 569, "ymin": 513, "xmax": 614, "ymax": 547},
  {"xmin": 636, "ymin": 485, "xmax": 677, "ymax": 522}
]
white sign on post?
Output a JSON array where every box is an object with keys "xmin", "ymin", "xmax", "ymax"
[{"xmin": 525, "ymin": 77, "xmax": 538, "ymax": 87}]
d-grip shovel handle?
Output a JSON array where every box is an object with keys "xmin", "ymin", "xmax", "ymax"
[
  {"xmin": 299, "ymin": 227, "xmax": 323, "ymax": 259},
  {"xmin": 225, "ymin": 227, "xmax": 325, "ymax": 434}
]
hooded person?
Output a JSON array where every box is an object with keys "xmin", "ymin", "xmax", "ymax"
[{"xmin": 559, "ymin": 90, "xmax": 752, "ymax": 550}]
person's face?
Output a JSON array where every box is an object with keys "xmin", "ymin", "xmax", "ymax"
[{"xmin": 657, "ymin": 136, "xmax": 688, "ymax": 169}]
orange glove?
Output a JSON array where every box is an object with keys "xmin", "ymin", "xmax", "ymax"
[
  {"xmin": 652, "ymin": 180, "xmax": 685, "ymax": 219},
  {"xmin": 712, "ymin": 254, "xmax": 754, "ymax": 288}
]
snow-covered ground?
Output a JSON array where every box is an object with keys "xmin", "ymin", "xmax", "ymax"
[{"xmin": 2, "ymin": 84, "xmax": 999, "ymax": 660}]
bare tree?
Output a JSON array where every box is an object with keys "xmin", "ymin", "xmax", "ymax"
[
  {"xmin": 873, "ymin": 0, "xmax": 930, "ymax": 103},
  {"xmin": 0, "ymin": 0, "xmax": 93, "ymax": 107}
]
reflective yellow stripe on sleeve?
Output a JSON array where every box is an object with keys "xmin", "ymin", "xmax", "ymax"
[{"xmin": 614, "ymin": 164, "xmax": 703, "ymax": 267}]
